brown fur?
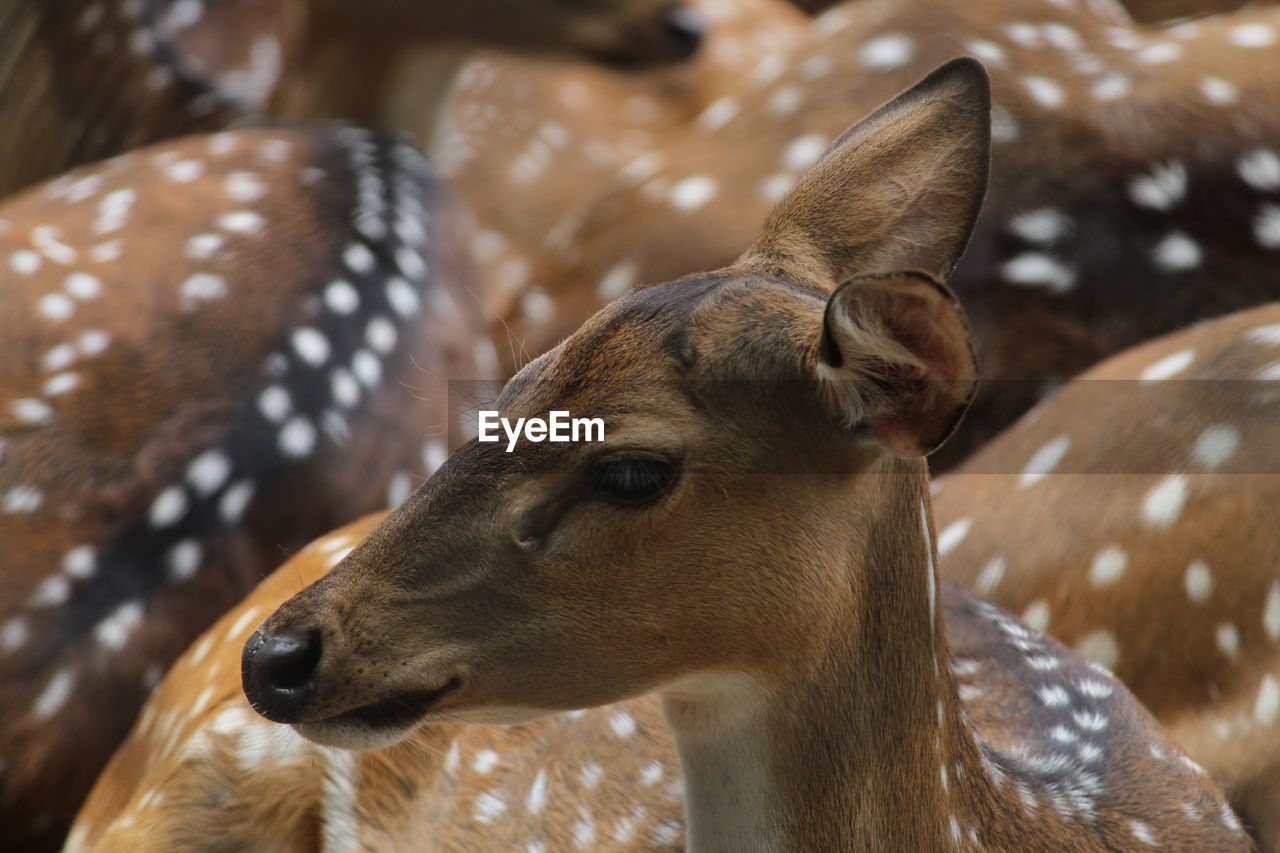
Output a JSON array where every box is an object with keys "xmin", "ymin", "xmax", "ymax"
[
  {"xmin": 0, "ymin": 0, "xmax": 702, "ymax": 198},
  {"xmin": 0, "ymin": 126, "xmax": 485, "ymax": 849},
  {"xmin": 436, "ymin": 0, "xmax": 1280, "ymax": 468},
  {"xmin": 936, "ymin": 302, "xmax": 1280, "ymax": 848}
]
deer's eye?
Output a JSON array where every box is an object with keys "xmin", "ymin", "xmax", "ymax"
[{"xmin": 593, "ymin": 459, "xmax": 676, "ymax": 504}]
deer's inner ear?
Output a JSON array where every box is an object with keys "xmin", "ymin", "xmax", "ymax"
[
  {"xmin": 817, "ymin": 272, "xmax": 977, "ymax": 459},
  {"xmin": 739, "ymin": 57, "xmax": 991, "ymax": 293}
]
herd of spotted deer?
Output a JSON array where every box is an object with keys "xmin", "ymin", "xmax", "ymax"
[{"xmin": 1, "ymin": 0, "xmax": 1279, "ymax": 850}]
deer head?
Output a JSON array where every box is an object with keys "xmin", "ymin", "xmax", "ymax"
[{"xmin": 242, "ymin": 57, "xmax": 989, "ymax": 753}]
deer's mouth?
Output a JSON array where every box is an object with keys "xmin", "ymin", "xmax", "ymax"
[{"xmin": 322, "ymin": 677, "xmax": 462, "ymax": 732}]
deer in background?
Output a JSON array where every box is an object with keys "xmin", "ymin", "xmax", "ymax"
[
  {"xmin": 0, "ymin": 125, "xmax": 489, "ymax": 849},
  {"xmin": 930, "ymin": 301, "xmax": 1280, "ymax": 846},
  {"xmin": 0, "ymin": 0, "xmax": 704, "ymax": 198},
  {"xmin": 438, "ymin": 0, "xmax": 1280, "ymax": 468},
  {"xmin": 0, "ymin": 0, "xmax": 707, "ymax": 844},
  {"xmin": 72, "ymin": 60, "xmax": 1249, "ymax": 852}
]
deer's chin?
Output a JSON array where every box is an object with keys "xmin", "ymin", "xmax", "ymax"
[
  {"xmin": 432, "ymin": 704, "xmax": 555, "ymax": 726},
  {"xmin": 293, "ymin": 717, "xmax": 419, "ymax": 751},
  {"xmin": 291, "ymin": 678, "xmax": 462, "ymax": 751}
]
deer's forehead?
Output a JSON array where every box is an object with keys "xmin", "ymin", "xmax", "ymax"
[{"xmin": 506, "ymin": 274, "xmax": 821, "ymax": 416}]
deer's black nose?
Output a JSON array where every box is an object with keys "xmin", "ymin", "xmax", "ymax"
[
  {"xmin": 241, "ymin": 628, "xmax": 323, "ymax": 723},
  {"xmin": 663, "ymin": 7, "xmax": 706, "ymax": 60}
]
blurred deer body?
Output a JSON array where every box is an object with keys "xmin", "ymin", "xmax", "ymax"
[
  {"xmin": 934, "ymin": 301, "xmax": 1280, "ymax": 846},
  {"xmin": 0, "ymin": 0, "xmax": 252, "ymax": 199},
  {"xmin": 0, "ymin": 126, "xmax": 487, "ymax": 847},
  {"xmin": 0, "ymin": 0, "xmax": 705, "ymax": 198}
]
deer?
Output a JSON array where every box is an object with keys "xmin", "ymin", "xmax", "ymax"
[
  {"xmin": 0, "ymin": 123, "xmax": 492, "ymax": 849},
  {"xmin": 928, "ymin": 300, "xmax": 1280, "ymax": 846},
  {"xmin": 0, "ymin": 0, "xmax": 705, "ymax": 199},
  {"xmin": 437, "ymin": 0, "xmax": 1280, "ymax": 468},
  {"xmin": 70, "ymin": 59, "xmax": 1251, "ymax": 851}
]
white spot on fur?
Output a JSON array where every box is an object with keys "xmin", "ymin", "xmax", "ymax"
[
  {"xmin": 1091, "ymin": 74, "xmax": 1130, "ymax": 101},
  {"xmin": 1230, "ymin": 23, "xmax": 1276, "ymax": 48},
  {"xmin": 781, "ymin": 134, "xmax": 827, "ymax": 172},
  {"xmin": 1021, "ymin": 76, "xmax": 1065, "ymax": 108},
  {"xmin": 696, "ymin": 96, "xmax": 739, "ymax": 131},
  {"xmin": 1130, "ymin": 819, "xmax": 1157, "ymax": 845},
  {"xmin": 526, "ymin": 769, "xmax": 548, "ymax": 815},
  {"xmin": 473, "ymin": 791, "xmax": 507, "ymax": 824},
  {"xmin": 1136, "ymin": 43, "xmax": 1180, "ymax": 63},
  {"xmin": 38, "ymin": 293, "xmax": 75, "ymax": 321},
  {"xmin": 1001, "ymin": 253, "xmax": 1075, "ymax": 292},
  {"xmin": 1255, "ymin": 675, "xmax": 1280, "ymax": 726},
  {"xmin": 186, "ymin": 233, "xmax": 224, "ymax": 260},
  {"xmin": 218, "ymin": 211, "xmax": 265, "ymax": 235},
  {"xmin": 1184, "ymin": 561, "xmax": 1213, "ymax": 603},
  {"xmin": 598, "ymin": 260, "xmax": 639, "ymax": 302},
  {"xmin": 33, "ymin": 668, "xmax": 75, "ymax": 719},
  {"xmin": 1200, "ymin": 77, "xmax": 1239, "ymax": 105},
  {"xmin": 187, "ymin": 450, "xmax": 231, "ymax": 496},
  {"xmin": 279, "ymin": 417, "xmax": 317, "ymax": 458},
  {"xmin": 1239, "ymin": 149, "xmax": 1280, "ymax": 191},
  {"xmin": 669, "ymin": 176, "xmax": 718, "ymax": 211},
  {"xmin": 148, "ymin": 486, "xmax": 189, "ymax": 528},
  {"xmin": 1140, "ymin": 349, "xmax": 1194, "ymax": 382},
  {"xmin": 609, "ymin": 711, "xmax": 637, "ymax": 738},
  {"xmin": 1217, "ymin": 623, "xmax": 1240, "ymax": 659},
  {"xmin": 936, "ymin": 518, "xmax": 971, "ymax": 556},
  {"xmin": 28, "ymin": 575, "xmax": 69, "ymax": 607},
  {"xmin": 386, "ymin": 277, "xmax": 420, "ymax": 318},
  {"xmin": 219, "ymin": 480, "xmax": 255, "ymax": 524},
  {"xmin": 1142, "ymin": 474, "xmax": 1187, "ymax": 527},
  {"xmin": 472, "ymin": 750, "xmax": 500, "ymax": 774},
  {"xmin": 859, "ymin": 34, "xmax": 914, "ymax": 69},
  {"xmin": 63, "ymin": 545, "xmax": 96, "ymax": 580},
  {"xmin": 974, "ymin": 556, "xmax": 1007, "ymax": 596},
  {"xmin": 65, "ymin": 273, "xmax": 101, "ymax": 301},
  {"xmin": 964, "ymin": 39, "xmax": 1005, "ymax": 66},
  {"xmin": 1255, "ymin": 205, "xmax": 1280, "ymax": 248},
  {"xmin": 1008, "ymin": 209, "xmax": 1070, "ymax": 245},
  {"xmin": 167, "ymin": 540, "xmax": 202, "ymax": 582},
  {"xmin": 1192, "ymin": 426, "xmax": 1239, "ymax": 470},
  {"xmin": 180, "ymin": 274, "xmax": 227, "ymax": 304},
  {"xmin": 1264, "ymin": 581, "xmax": 1280, "ymax": 641},
  {"xmin": 1128, "ymin": 162, "xmax": 1187, "ymax": 211},
  {"xmin": 1075, "ymin": 630, "xmax": 1120, "ymax": 669},
  {"xmin": 95, "ymin": 601, "xmax": 143, "ymax": 651},
  {"xmin": 1020, "ymin": 435, "xmax": 1070, "ymax": 486},
  {"xmin": 325, "ymin": 280, "xmax": 360, "ymax": 315},
  {"xmin": 1022, "ymin": 601, "xmax": 1050, "ymax": 632},
  {"xmin": 1152, "ymin": 232, "xmax": 1201, "ymax": 271},
  {"xmin": 1088, "ymin": 546, "xmax": 1127, "ymax": 587}
]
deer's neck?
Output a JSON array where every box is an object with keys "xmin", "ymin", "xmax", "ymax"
[
  {"xmin": 663, "ymin": 480, "xmax": 993, "ymax": 852},
  {"xmin": 274, "ymin": 7, "xmax": 468, "ymax": 135}
]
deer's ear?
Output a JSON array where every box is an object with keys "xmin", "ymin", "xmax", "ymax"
[
  {"xmin": 742, "ymin": 57, "xmax": 991, "ymax": 290},
  {"xmin": 816, "ymin": 271, "xmax": 976, "ymax": 458}
]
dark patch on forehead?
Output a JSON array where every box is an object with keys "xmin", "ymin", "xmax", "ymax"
[
  {"xmin": 501, "ymin": 270, "xmax": 819, "ymax": 417},
  {"xmin": 508, "ymin": 273, "xmax": 730, "ymax": 402}
]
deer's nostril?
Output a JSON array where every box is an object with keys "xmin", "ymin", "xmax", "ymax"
[
  {"xmin": 265, "ymin": 631, "xmax": 322, "ymax": 692},
  {"xmin": 242, "ymin": 628, "xmax": 323, "ymax": 723},
  {"xmin": 663, "ymin": 7, "xmax": 706, "ymax": 60}
]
